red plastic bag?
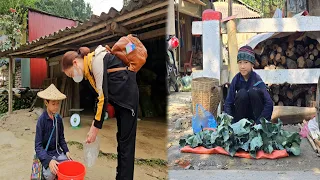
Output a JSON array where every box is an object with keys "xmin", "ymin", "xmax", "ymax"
[{"xmin": 181, "ymin": 146, "xmax": 289, "ymax": 159}]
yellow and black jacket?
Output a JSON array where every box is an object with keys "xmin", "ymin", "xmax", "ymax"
[{"xmin": 83, "ymin": 45, "xmax": 139, "ymax": 129}]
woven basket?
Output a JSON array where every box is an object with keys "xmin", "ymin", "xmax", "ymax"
[{"xmin": 192, "ymin": 77, "xmax": 220, "ymax": 117}]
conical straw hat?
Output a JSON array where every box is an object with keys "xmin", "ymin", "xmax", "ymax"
[{"xmin": 37, "ymin": 84, "xmax": 66, "ymax": 100}]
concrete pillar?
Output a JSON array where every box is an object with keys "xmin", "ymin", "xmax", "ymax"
[{"xmin": 8, "ymin": 57, "xmax": 13, "ymax": 114}]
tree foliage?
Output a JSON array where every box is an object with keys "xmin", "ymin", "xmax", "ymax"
[
  {"xmin": 0, "ymin": 8, "xmax": 22, "ymax": 51},
  {"xmin": 34, "ymin": 0, "xmax": 93, "ymax": 21},
  {"xmin": 217, "ymin": 0, "xmax": 286, "ymax": 18}
]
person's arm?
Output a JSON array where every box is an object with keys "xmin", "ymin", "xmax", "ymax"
[
  {"xmin": 256, "ymin": 82, "xmax": 274, "ymax": 121},
  {"xmin": 56, "ymin": 115, "xmax": 69, "ymax": 153},
  {"xmin": 224, "ymin": 77, "xmax": 237, "ymax": 116},
  {"xmin": 35, "ymin": 118, "xmax": 52, "ymax": 169},
  {"xmin": 91, "ymin": 53, "xmax": 108, "ymax": 129}
]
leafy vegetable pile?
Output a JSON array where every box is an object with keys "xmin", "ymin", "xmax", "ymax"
[{"xmin": 179, "ymin": 113, "xmax": 301, "ymax": 158}]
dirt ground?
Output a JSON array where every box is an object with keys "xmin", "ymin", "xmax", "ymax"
[
  {"xmin": 167, "ymin": 92, "xmax": 320, "ymax": 173},
  {"xmin": 0, "ymin": 109, "xmax": 167, "ymax": 180}
]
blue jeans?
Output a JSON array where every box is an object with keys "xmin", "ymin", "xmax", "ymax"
[{"xmin": 42, "ymin": 153, "xmax": 68, "ymax": 180}]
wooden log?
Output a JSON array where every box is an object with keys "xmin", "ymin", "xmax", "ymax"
[
  {"xmin": 254, "ymin": 60, "xmax": 260, "ymax": 69},
  {"xmin": 297, "ymin": 44, "xmax": 305, "ymax": 55},
  {"xmin": 277, "ymin": 46, "xmax": 282, "ymax": 53},
  {"xmin": 280, "ymin": 43, "xmax": 288, "ymax": 52},
  {"xmin": 280, "ymin": 84, "xmax": 289, "ymax": 97},
  {"xmin": 317, "ymin": 43, "xmax": 320, "ymax": 51},
  {"xmin": 272, "ymin": 44, "xmax": 279, "ymax": 51},
  {"xmin": 281, "ymin": 56, "xmax": 286, "ymax": 65},
  {"xmin": 310, "ymin": 54, "xmax": 315, "ymax": 60},
  {"xmin": 315, "ymin": 58, "xmax": 320, "ymax": 66},
  {"xmin": 261, "ymin": 55, "xmax": 269, "ymax": 68},
  {"xmin": 275, "ymin": 53, "xmax": 281, "ymax": 63},
  {"xmin": 272, "ymin": 84, "xmax": 280, "ymax": 95},
  {"xmin": 293, "ymin": 88, "xmax": 306, "ymax": 100},
  {"xmin": 278, "ymin": 101, "xmax": 284, "ymax": 106},
  {"xmin": 288, "ymin": 41, "xmax": 294, "ymax": 49},
  {"xmin": 286, "ymin": 49, "xmax": 297, "ymax": 60},
  {"xmin": 313, "ymin": 49, "xmax": 319, "ymax": 56},
  {"xmin": 306, "ymin": 59, "xmax": 314, "ymax": 68},
  {"xmin": 273, "ymin": 94, "xmax": 279, "ymax": 103},
  {"xmin": 271, "ymin": 106, "xmax": 316, "ymax": 124},
  {"xmin": 270, "ymin": 51, "xmax": 276, "ymax": 60},
  {"xmin": 264, "ymin": 65, "xmax": 276, "ymax": 70},
  {"xmin": 284, "ymin": 99, "xmax": 295, "ymax": 106},
  {"xmin": 309, "ymin": 44, "xmax": 314, "ymax": 50},
  {"xmin": 276, "ymin": 65, "xmax": 285, "ymax": 69},
  {"xmin": 297, "ymin": 56, "xmax": 306, "ymax": 68},
  {"xmin": 304, "ymin": 52, "xmax": 309, "ymax": 59},
  {"xmin": 287, "ymin": 89, "xmax": 294, "ymax": 100},
  {"xmin": 315, "ymin": 139, "xmax": 320, "ymax": 150},
  {"xmin": 296, "ymin": 98, "xmax": 302, "ymax": 107},
  {"xmin": 286, "ymin": 58, "xmax": 297, "ymax": 69}
]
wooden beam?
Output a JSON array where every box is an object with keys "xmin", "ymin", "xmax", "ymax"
[
  {"xmin": 192, "ymin": 0, "xmax": 206, "ymax": 6},
  {"xmin": 81, "ymin": 34, "xmax": 119, "ymax": 46},
  {"xmin": 111, "ymin": 22, "xmax": 130, "ymax": 35},
  {"xmin": 255, "ymin": 69, "xmax": 320, "ymax": 84},
  {"xmin": 8, "ymin": 57, "xmax": 13, "ymax": 114},
  {"xmin": 63, "ymin": 28, "xmax": 111, "ymax": 45},
  {"xmin": 131, "ymin": 19, "xmax": 166, "ymax": 31},
  {"xmin": 192, "ymin": 17, "xmax": 320, "ymax": 34},
  {"xmin": 166, "ymin": 0, "xmax": 175, "ymax": 35},
  {"xmin": 122, "ymin": 8, "xmax": 167, "ymax": 26},
  {"xmin": 138, "ymin": 28, "xmax": 166, "ymax": 41},
  {"xmin": 271, "ymin": 106, "xmax": 316, "ymax": 124},
  {"xmin": 115, "ymin": 1, "xmax": 168, "ymax": 22}
]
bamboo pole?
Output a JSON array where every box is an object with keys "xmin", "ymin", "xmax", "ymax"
[
  {"xmin": 227, "ymin": 0, "xmax": 239, "ymax": 82},
  {"xmin": 177, "ymin": 1, "xmax": 181, "ymax": 72}
]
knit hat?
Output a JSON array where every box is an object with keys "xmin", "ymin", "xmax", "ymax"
[
  {"xmin": 237, "ymin": 45, "xmax": 255, "ymax": 64},
  {"xmin": 37, "ymin": 84, "xmax": 66, "ymax": 101}
]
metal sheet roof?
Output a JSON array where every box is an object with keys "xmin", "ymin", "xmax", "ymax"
[
  {"xmin": 0, "ymin": 0, "xmax": 168, "ymax": 58},
  {"xmin": 213, "ymin": 2, "xmax": 261, "ymax": 19}
]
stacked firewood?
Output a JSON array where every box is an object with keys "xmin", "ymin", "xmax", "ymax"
[
  {"xmin": 254, "ymin": 36, "xmax": 320, "ymax": 69},
  {"xmin": 268, "ymin": 83, "xmax": 317, "ymax": 107},
  {"xmin": 192, "ymin": 51, "xmax": 203, "ymax": 66}
]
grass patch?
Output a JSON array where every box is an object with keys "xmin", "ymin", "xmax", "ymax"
[
  {"xmin": 67, "ymin": 141, "xmax": 168, "ymax": 167},
  {"xmin": 67, "ymin": 141, "xmax": 83, "ymax": 150}
]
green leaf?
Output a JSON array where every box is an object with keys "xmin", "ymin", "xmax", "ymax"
[
  {"xmin": 191, "ymin": 134, "xmax": 202, "ymax": 148},
  {"xmin": 210, "ymin": 131, "xmax": 219, "ymax": 144},
  {"xmin": 241, "ymin": 140, "xmax": 250, "ymax": 151},
  {"xmin": 231, "ymin": 119, "xmax": 252, "ymax": 136},
  {"xmin": 179, "ymin": 139, "xmax": 187, "ymax": 147},
  {"xmin": 250, "ymin": 133, "xmax": 263, "ymax": 151},
  {"xmin": 286, "ymin": 142, "xmax": 301, "ymax": 156},
  {"xmin": 222, "ymin": 129, "xmax": 230, "ymax": 142}
]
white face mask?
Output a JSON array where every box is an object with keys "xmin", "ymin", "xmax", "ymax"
[{"xmin": 73, "ymin": 66, "xmax": 83, "ymax": 83}]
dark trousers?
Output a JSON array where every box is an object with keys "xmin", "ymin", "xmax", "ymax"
[
  {"xmin": 233, "ymin": 88, "xmax": 264, "ymax": 124},
  {"xmin": 112, "ymin": 103, "xmax": 138, "ymax": 180}
]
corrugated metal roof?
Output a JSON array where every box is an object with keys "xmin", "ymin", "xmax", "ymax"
[
  {"xmin": 0, "ymin": 0, "xmax": 168, "ymax": 58},
  {"xmin": 213, "ymin": 2, "xmax": 261, "ymax": 19}
]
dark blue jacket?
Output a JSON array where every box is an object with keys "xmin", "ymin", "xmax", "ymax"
[
  {"xmin": 34, "ymin": 111, "xmax": 69, "ymax": 168},
  {"xmin": 224, "ymin": 71, "xmax": 273, "ymax": 121}
]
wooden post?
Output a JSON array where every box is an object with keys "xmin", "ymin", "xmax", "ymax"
[
  {"xmin": 177, "ymin": 1, "xmax": 181, "ymax": 72},
  {"xmin": 167, "ymin": 0, "xmax": 176, "ymax": 35},
  {"xmin": 228, "ymin": 0, "xmax": 232, "ymax": 17},
  {"xmin": 227, "ymin": 0, "xmax": 239, "ymax": 82},
  {"xmin": 8, "ymin": 57, "xmax": 13, "ymax": 114}
]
